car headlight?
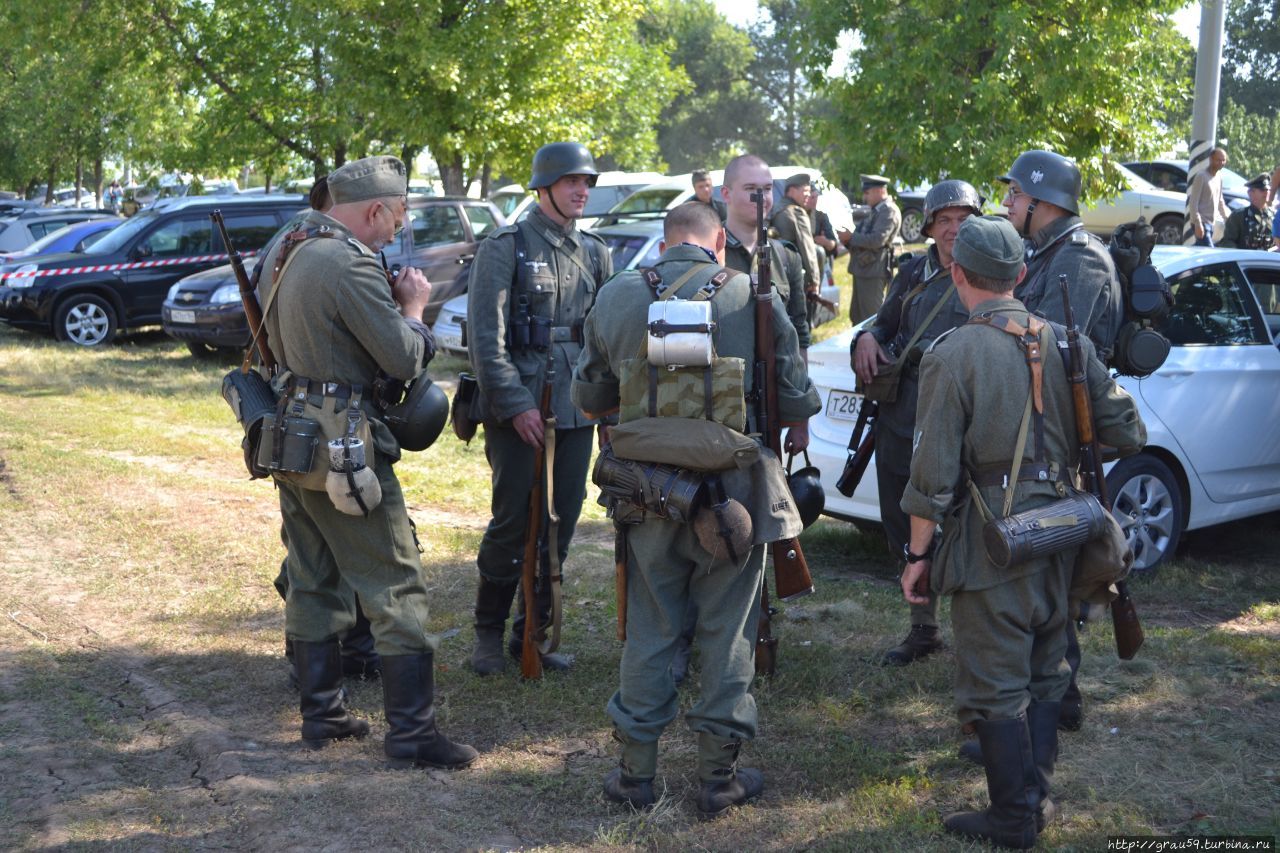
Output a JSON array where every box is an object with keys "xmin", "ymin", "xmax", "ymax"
[
  {"xmin": 211, "ymin": 284, "xmax": 241, "ymax": 304},
  {"xmin": 166, "ymin": 281, "xmax": 185, "ymax": 301},
  {"xmin": 2, "ymin": 263, "xmax": 39, "ymax": 289}
]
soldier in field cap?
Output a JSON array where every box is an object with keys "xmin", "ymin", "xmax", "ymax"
[
  {"xmin": 900, "ymin": 215, "xmax": 1144, "ymax": 848},
  {"xmin": 261, "ymin": 153, "xmax": 477, "ymax": 771},
  {"xmin": 1219, "ymin": 173, "xmax": 1273, "ymax": 250}
]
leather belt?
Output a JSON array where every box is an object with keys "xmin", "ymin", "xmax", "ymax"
[{"xmin": 969, "ymin": 462, "xmax": 1067, "ymax": 489}]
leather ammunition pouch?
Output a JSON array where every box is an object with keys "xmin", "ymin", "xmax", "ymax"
[
  {"xmin": 257, "ymin": 376, "xmax": 373, "ymax": 491},
  {"xmin": 451, "ymin": 372, "xmax": 480, "ymax": 442},
  {"xmin": 982, "ymin": 490, "xmax": 1110, "ymax": 569},
  {"xmin": 853, "ymin": 270, "xmax": 953, "ymax": 405}
]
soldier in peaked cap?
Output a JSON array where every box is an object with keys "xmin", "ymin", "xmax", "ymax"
[
  {"xmin": 840, "ymin": 174, "xmax": 902, "ymax": 324},
  {"xmin": 466, "ymin": 142, "xmax": 614, "ymax": 676},
  {"xmin": 261, "ymin": 154, "xmax": 477, "ymax": 770},
  {"xmin": 770, "ymin": 172, "xmax": 822, "ymax": 316},
  {"xmin": 1219, "ymin": 173, "xmax": 1273, "ymax": 250},
  {"xmin": 901, "ymin": 215, "xmax": 1144, "ymax": 849}
]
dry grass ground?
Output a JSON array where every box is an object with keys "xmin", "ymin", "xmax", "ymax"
[{"xmin": 0, "ymin": 275, "xmax": 1277, "ymax": 851}]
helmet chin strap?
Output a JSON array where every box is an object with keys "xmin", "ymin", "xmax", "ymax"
[
  {"xmin": 1020, "ymin": 201, "xmax": 1037, "ymax": 237},
  {"xmin": 543, "ymin": 186, "xmax": 572, "ymax": 222}
]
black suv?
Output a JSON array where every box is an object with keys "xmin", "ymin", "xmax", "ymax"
[
  {"xmin": 162, "ymin": 195, "xmax": 503, "ymax": 357},
  {"xmin": 0, "ymin": 194, "xmax": 306, "ymax": 346}
]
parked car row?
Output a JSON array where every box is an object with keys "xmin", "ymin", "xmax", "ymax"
[
  {"xmin": 162, "ymin": 195, "xmax": 504, "ymax": 357},
  {"xmin": 806, "ymin": 246, "xmax": 1280, "ymax": 572},
  {"xmin": 0, "ymin": 195, "xmax": 307, "ymax": 346}
]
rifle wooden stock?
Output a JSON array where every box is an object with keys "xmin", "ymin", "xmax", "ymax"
[
  {"xmin": 1058, "ymin": 276, "xmax": 1144, "ymax": 659},
  {"xmin": 752, "ymin": 191, "xmax": 815, "ymax": 604},
  {"xmin": 836, "ymin": 399, "xmax": 878, "ymax": 497},
  {"xmin": 210, "ymin": 210, "xmax": 276, "ymax": 374},
  {"xmin": 520, "ymin": 356, "xmax": 557, "ymax": 680}
]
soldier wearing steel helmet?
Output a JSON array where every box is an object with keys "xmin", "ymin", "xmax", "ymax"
[
  {"xmin": 999, "ymin": 149, "xmax": 1124, "ymax": 363},
  {"xmin": 466, "ymin": 142, "xmax": 614, "ymax": 676},
  {"xmin": 852, "ymin": 179, "xmax": 981, "ymax": 666},
  {"xmin": 260, "ymin": 154, "xmax": 476, "ymax": 771}
]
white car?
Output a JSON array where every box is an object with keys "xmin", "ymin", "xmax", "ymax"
[
  {"xmin": 807, "ymin": 246, "xmax": 1280, "ymax": 571},
  {"xmin": 601, "ymin": 168, "xmax": 856, "ymax": 234}
]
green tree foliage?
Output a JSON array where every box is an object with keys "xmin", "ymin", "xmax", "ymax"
[
  {"xmin": 797, "ymin": 0, "xmax": 1192, "ymax": 199},
  {"xmin": 747, "ymin": 0, "xmax": 829, "ymax": 166},
  {"xmin": 1218, "ymin": 98, "xmax": 1280, "ymax": 179},
  {"xmin": 1222, "ymin": 0, "xmax": 1279, "ymax": 117},
  {"xmin": 640, "ymin": 0, "xmax": 754, "ymax": 174},
  {"xmin": 0, "ymin": 0, "xmax": 171, "ymax": 197}
]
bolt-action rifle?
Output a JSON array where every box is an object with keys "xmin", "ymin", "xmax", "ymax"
[
  {"xmin": 211, "ymin": 210, "xmax": 276, "ymax": 374},
  {"xmin": 521, "ymin": 350, "xmax": 563, "ymax": 679},
  {"xmin": 750, "ymin": 190, "xmax": 816, "ymax": 675},
  {"xmin": 1059, "ymin": 275, "xmax": 1144, "ymax": 660}
]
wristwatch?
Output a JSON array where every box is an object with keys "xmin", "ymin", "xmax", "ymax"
[{"xmin": 903, "ymin": 543, "xmax": 933, "ymax": 564}]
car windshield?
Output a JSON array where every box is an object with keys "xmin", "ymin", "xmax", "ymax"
[
  {"xmin": 84, "ymin": 211, "xmax": 161, "ymax": 255},
  {"xmin": 610, "ymin": 188, "xmax": 682, "ymax": 215},
  {"xmin": 491, "ymin": 191, "xmax": 529, "ymax": 218}
]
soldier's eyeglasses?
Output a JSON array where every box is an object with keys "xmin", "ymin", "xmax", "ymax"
[{"xmin": 1004, "ymin": 187, "xmax": 1028, "ymax": 203}]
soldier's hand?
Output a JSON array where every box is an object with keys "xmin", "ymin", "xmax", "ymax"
[
  {"xmin": 597, "ymin": 424, "xmax": 611, "ymax": 450},
  {"xmin": 783, "ymin": 421, "xmax": 810, "ymax": 453},
  {"xmin": 853, "ymin": 331, "xmax": 890, "ymax": 385},
  {"xmin": 512, "ymin": 407, "xmax": 545, "ymax": 448},
  {"xmin": 392, "ymin": 267, "xmax": 432, "ymax": 320},
  {"xmin": 901, "ymin": 559, "xmax": 931, "ymax": 605}
]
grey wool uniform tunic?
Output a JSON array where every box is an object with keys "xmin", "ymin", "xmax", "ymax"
[
  {"xmin": 466, "ymin": 204, "xmax": 613, "ymax": 583},
  {"xmin": 860, "ymin": 245, "xmax": 968, "ymax": 628},
  {"xmin": 260, "ymin": 210, "xmax": 439, "ymax": 655},
  {"xmin": 1019, "ymin": 215, "xmax": 1124, "ymax": 361},
  {"xmin": 901, "ymin": 296, "xmax": 1145, "ymax": 723},
  {"xmin": 572, "ymin": 243, "xmax": 819, "ymax": 745},
  {"xmin": 724, "ymin": 228, "xmax": 810, "ymax": 349}
]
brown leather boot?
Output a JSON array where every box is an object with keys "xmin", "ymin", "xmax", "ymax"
[{"xmin": 695, "ymin": 734, "xmax": 764, "ymax": 820}]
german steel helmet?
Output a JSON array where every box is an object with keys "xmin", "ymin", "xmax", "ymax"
[
  {"xmin": 787, "ymin": 451, "xmax": 825, "ymax": 530},
  {"xmin": 528, "ymin": 142, "xmax": 599, "ymax": 189},
  {"xmin": 384, "ymin": 376, "xmax": 449, "ymax": 452},
  {"xmin": 998, "ymin": 150, "xmax": 1081, "ymax": 214},
  {"xmin": 922, "ymin": 180, "xmax": 983, "ymax": 237}
]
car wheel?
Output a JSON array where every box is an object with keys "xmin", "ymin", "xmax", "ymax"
[
  {"xmin": 186, "ymin": 341, "xmax": 238, "ymax": 360},
  {"xmin": 900, "ymin": 206, "xmax": 924, "ymax": 244},
  {"xmin": 54, "ymin": 294, "xmax": 117, "ymax": 346},
  {"xmin": 1151, "ymin": 214, "xmax": 1184, "ymax": 246},
  {"xmin": 1105, "ymin": 454, "xmax": 1184, "ymax": 573}
]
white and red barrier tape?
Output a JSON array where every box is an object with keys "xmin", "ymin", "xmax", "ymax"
[{"xmin": 0, "ymin": 250, "xmax": 258, "ymax": 283}]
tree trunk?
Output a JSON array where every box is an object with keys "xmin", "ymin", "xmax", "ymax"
[
  {"xmin": 439, "ymin": 154, "xmax": 465, "ymax": 196},
  {"xmin": 480, "ymin": 161, "xmax": 492, "ymax": 198},
  {"xmin": 93, "ymin": 158, "xmax": 104, "ymax": 207},
  {"xmin": 45, "ymin": 163, "xmax": 57, "ymax": 204},
  {"xmin": 264, "ymin": 173, "xmax": 272, "ymax": 193},
  {"xmin": 334, "ymin": 142, "xmax": 347, "ymax": 169},
  {"xmin": 75, "ymin": 159, "xmax": 84, "ymax": 206}
]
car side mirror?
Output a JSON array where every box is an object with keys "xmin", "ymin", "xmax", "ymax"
[{"xmin": 132, "ymin": 243, "xmax": 152, "ymax": 260}]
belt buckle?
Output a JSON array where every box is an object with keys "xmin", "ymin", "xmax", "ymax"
[{"xmin": 325, "ymin": 382, "xmax": 340, "ymax": 396}]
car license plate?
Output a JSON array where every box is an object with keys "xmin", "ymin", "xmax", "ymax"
[
  {"xmin": 170, "ymin": 309, "xmax": 196, "ymax": 325},
  {"xmin": 825, "ymin": 389, "xmax": 864, "ymax": 421},
  {"xmin": 439, "ymin": 333, "xmax": 462, "ymax": 351}
]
